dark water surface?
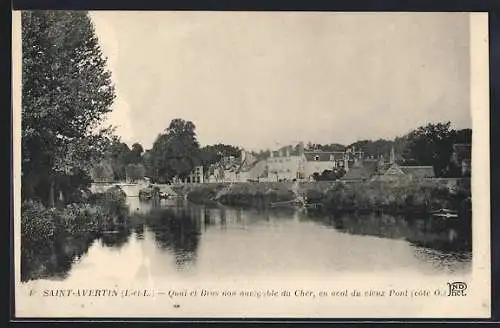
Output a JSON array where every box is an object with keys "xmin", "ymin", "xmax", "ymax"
[{"xmin": 25, "ymin": 197, "xmax": 472, "ymax": 283}]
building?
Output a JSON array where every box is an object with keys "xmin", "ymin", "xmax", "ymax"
[
  {"xmin": 238, "ymin": 160, "xmax": 268, "ymax": 182},
  {"xmin": 341, "ymin": 159, "xmax": 380, "ymax": 182},
  {"xmin": 264, "ymin": 143, "xmax": 364, "ymax": 182},
  {"xmin": 179, "ymin": 165, "xmax": 204, "ymax": 184},
  {"xmin": 379, "ymin": 163, "xmax": 435, "ymax": 181},
  {"xmin": 205, "ymin": 149, "xmax": 268, "ymax": 183},
  {"xmin": 303, "ymin": 151, "xmax": 345, "ymax": 180},
  {"xmin": 266, "ymin": 144, "xmax": 306, "ymax": 182},
  {"xmin": 303, "ymin": 148, "xmax": 364, "ymax": 181}
]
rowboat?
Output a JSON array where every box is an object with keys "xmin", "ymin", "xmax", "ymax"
[
  {"xmin": 269, "ymin": 199, "xmax": 304, "ymax": 208},
  {"xmin": 430, "ymin": 209, "xmax": 459, "ymax": 219}
]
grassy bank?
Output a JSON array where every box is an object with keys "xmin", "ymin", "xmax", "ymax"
[
  {"xmin": 318, "ymin": 179, "xmax": 470, "ymax": 215},
  {"xmin": 173, "ymin": 182, "xmax": 297, "ymax": 208},
  {"xmin": 21, "ymin": 187, "xmax": 130, "ymax": 281},
  {"xmin": 174, "ymin": 179, "xmax": 471, "ymax": 215}
]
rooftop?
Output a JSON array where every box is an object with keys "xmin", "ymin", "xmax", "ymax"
[
  {"xmin": 304, "ymin": 151, "xmax": 345, "ymax": 162},
  {"xmin": 341, "ymin": 160, "xmax": 379, "ymax": 180},
  {"xmin": 399, "ymin": 165, "xmax": 435, "ymax": 178}
]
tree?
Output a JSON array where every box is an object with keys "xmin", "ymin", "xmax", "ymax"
[
  {"xmin": 346, "ymin": 139, "xmax": 395, "ymax": 159},
  {"xmin": 199, "ymin": 144, "xmax": 240, "ymax": 171},
  {"xmin": 148, "ymin": 119, "xmax": 200, "ymax": 182},
  {"xmin": 402, "ymin": 122, "xmax": 455, "ymax": 177},
  {"xmin": 22, "ymin": 11, "xmax": 116, "ymax": 206},
  {"xmin": 453, "ymin": 128, "xmax": 472, "ymax": 144},
  {"xmin": 313, "ymin": 168, "xmax": 346, "ymax": 181},
  {"xmin": 125, "ymin": 163, "xmax": 146, "ymax": 182},
  {"xmin": 128, "ymin": 142, "xmax": 144, "ymax": 164},
  {"xmin": 91, "ymin": 162, "xmax": 114, "ymax": 182},
  {"xmin": 105, "ymin": 139, "xmax": 130, "ymax": 181}
]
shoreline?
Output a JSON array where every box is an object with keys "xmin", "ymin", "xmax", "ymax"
[{"xmin": 166, "ymin": 178, "xmax": 471, "ymax": 218}]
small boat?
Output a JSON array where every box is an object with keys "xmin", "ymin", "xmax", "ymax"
[
  {"xmin": 159, "ymin": 191, "xmax": 170, "ymax": 199},
  {"xmin": 303, "ymin": 203, "xmax": 322, "ymax": 209},
  {"xmin": 102, "ymin": 230, "xmax": 120, "ymax": 234},
  {"xmin": 430, "ymin": 209, "xmax": 459, "ymax": 219},
  {"xmin": 269, "ymin": 199, "xmax": 305, "ymax": 208}
]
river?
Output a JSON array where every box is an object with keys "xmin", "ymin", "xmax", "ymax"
[{"xmin": 17, "ymin": 196, "xmax": 475, "ymax": 318}]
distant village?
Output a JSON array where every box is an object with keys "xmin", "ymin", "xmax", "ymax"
[{"xmin": 173, "ymin": 141, "xmax": 471, "ymax": 185}]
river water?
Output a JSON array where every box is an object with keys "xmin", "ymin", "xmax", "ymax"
[{"xmin": 17, "ymin": 197, "xmax": 476, "ymax": 318}]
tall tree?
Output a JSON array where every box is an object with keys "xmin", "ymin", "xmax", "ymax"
[
  {"xmin": 125, "ymin": 163, "xmax": 146, "ymax": 182},
  {"xmin": 402, "ymin": 122, "xmax": 455, "ymax": 177},
  {"xmin": 126, "ymin": 142, "xmax": 144, "ymax": 164},
  {"xmin": 199, "ymin": 144, "xmax": 241, "ymax": 171},
  {"xmin": 149, "ymin": 119, "xmax": 200, "ymax": 182},
  {"xmin": 453, "ymin": 128, "xmax": 472, "ymax": 144},
  {"xmin": 22, "ymin": 11, "xmax": 116, "ymax": 206},
  {"xmin": 105, "ymin": 139, "xmax": 130, "ymax": 181}
]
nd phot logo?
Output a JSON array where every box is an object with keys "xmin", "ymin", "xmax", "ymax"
[{"xmin": 447, "ymin": 282, "xmax": 467, "ymax": 297}]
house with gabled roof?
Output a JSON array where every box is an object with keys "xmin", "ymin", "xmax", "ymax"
[
  {"xmin": 266, "ymin": 143, "xmax": 306, "ymax": 181},
  {"xmin": 340, "ymin": 159, "xmax": 379, "ymax": 182},
  {"xmin": 380, "ymin": 163, "xmax": 435, "ymax": 180},
  {"xmin": 303, "ymin": 151, "xmax": 347, "ymax": 181}
]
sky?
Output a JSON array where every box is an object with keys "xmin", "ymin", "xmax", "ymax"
[{"xmin": 89, "ymin": 11, "xmax": 471, "ymax": 151}]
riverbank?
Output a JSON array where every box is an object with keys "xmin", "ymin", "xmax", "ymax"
[
  {"xmin": 171, "ymin": 179, "xmax": 471, "ymax": 216},
  {"xmin": 21, "ymin": 187, "xmax": 130, "ymax": 281}
]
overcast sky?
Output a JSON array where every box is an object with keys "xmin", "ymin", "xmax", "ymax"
[{"xmin": 89, "ymin": 11, "xmax": 471, "ymax": 151}]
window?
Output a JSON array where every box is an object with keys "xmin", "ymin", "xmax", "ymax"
[{"xmin": 314, "ymin": 155, "xmax": 320, "ymax": 161}]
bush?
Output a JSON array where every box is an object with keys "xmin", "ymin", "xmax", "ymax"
[
  {"xmin": 88, "ymin": 187, "xmax": 128, "ymax": 219},
  {"xmin": 21, "ymin": 188, "xmax": 131, "ymax": 281},
  {"xmin": 321, "ymin": 180, "xmax": 469, "ymax": 214},
  {"xmin": 21, "ymin": 200, "xmax": 56, "ymax": 245},
  {"xmin": 53, "ymin": 203, "xmax": 105, "ymax": 238}
]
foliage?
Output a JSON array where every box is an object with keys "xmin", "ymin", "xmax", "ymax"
[
  {"xmin": 321, "ymin": 180, "xmax": 470, "ymax": 214},
  {"xmin": 215, "ymin": 183, "xmax": 296, "ymax": 207},
  {"xmin": 125, "ymin": 163, "xmax": 146, "ymax": 182},
  {"xmin": 401, "ymin": 122, "xmax": 468, "ymax": 177},
  {"xmin": 21, "ymin": 189, "xmax": 130, "ymax": 281},
  {"xmin": 103, "ymin": 139, "xmax": 131, "ymax": 181},
  {"xmin": 22, "ymin": 11, "xmax": 116, "ymax": 205},
  {"xmin": 313, "ymin": 168, "xmax": 346, "ymax": 181},
  {"xmin": 147, "ymin": 119, "xmax": 200, "ymax": 183},
  {"xmin": 91, "ymin": 161, "xmax": 115, "ymax": 182},
  {"xmin": 88, "ymin": 186, "xmax": 128, "ymax": 220},
  {"xmin": 307, "ymin": 143, "xmax": 346, "ymax": 152},
  {"xmin": 199, "ymin": 144, "xmax": 241, "ymax": 171},
  {"xmin": 21, "ymin": 200, "xmax": 57, "ymax": 245},
  {"xmin": 129, "ymin": 143, "xmax": 144, "ymax": 164}
]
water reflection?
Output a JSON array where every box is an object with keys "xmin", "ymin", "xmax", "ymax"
[
  {"xmin": 22, "ymin": 198, "xmax": 472, "ymax": 282},
  {"xmin": 21, "ymin": 236, "xmax": 96, "ymax": 281},
  {"xmin": 100, "ymin": 230, "xmax": 131, "ymax": 249},
  {"xmin": 144, "ymin": 207, "xmax": 201, "ymax": 268},
  {"xmin": 303, "ymin": 211, "xmax": 471, "ymax": 252}
]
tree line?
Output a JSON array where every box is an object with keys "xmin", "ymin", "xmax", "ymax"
[
  {"xmin": 94, "ymin": 120, "xmax": 470, "ymax": 184},
  {"xmin": 92, "ymin": 119, "xmax": 241, "ymax": 184}
]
